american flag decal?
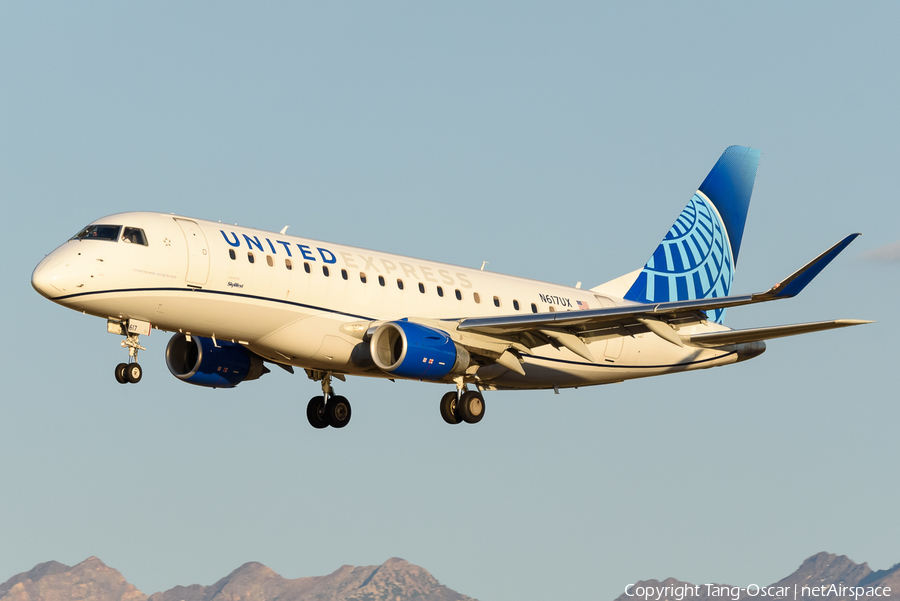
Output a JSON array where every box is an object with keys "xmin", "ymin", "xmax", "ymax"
[{"xmin": 577, "ymin": 300, "xmax": 589, "ymax": 310}]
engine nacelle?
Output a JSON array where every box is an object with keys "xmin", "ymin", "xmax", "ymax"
[
  {"xmin": 369, "ymin": 321, "xmax": 469, "ymax": 381},
  {"xmin": 165, "ymin": 333, "xmax": 269, "ymax": 388}
]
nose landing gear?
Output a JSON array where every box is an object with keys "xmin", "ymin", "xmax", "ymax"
[{"xmin": 110, "ymin": 319, "xmax": 148, "ymax": 385}]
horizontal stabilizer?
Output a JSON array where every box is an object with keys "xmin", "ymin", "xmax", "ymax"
[{"xmin": 682, "ymin": 319, "xmax": 872, "ymax": 348}]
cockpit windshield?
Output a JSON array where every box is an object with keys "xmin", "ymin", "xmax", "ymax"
[
  {"xmin": 121, "ymin": 227, "xmax": 148, "ymax": 245},
  {"xmin": 71, "ymin": 224, "xmax": 122, "ymax": 241}
]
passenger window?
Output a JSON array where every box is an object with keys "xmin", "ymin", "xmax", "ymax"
[
  {"xmin": 304, "ymin": 262, "xmax": 311, "ymax": 273},
  {"xmin": 266, "ymin": 255, "xmax": 274, "ymax": 267},
  {"xmin": 531, "ymin": 303, "xmax": 537, "ymax": 313},
  {"xmin": 285, "ymin": 259, "xmax": 292, "ymax": 270},
  {"xmin": 397, "ymin": 279, "xmax": 404, "ymax": 290},
  {"xmin": 513, "ymin": 300, "xmax": 520, "ymax": 311},
  {"xmin": 122, "ymin": 227, "xmax": 147, "ymax": 245},
  {"xmin": 549, "ymin": 306, "xmax": 556, "ymax": 312},
  {"xmin": 341, "ymin": 269, "xmax": 348, "ymax": 280},
  {"xmin": 493, "ymin": 296, "xmax": 501, "ymax": 307},
  {"xmin": 229, "ymin": 249, "xmax": 236, "ymax": 260},
  {"xmin": 378, "ymin": 275, "xmax": 385, "ymax": 286},
  {"xmin": 248, "ymin": 252, "xmax": 255, "ymax": 264},
  {"xmin": 473, "ymin": 292, "xmax": 481, "ymax": 304},
  {"xmin": 360, "ymin": 272, "xmax": 367, "ymax": 283},
  {"xmin": 418, "ymin": 282, "xmax": 425, "ymax": 294},
  {"xmin": 455, "ymin": 289, "xmax": 462, "ymax": 300},
  {"xmin": 436, "ymin": 286, "xmax": 444, "ymax": 297},
  {"xmin": 323, "ymin": 266, "xmax": 330, "ymax": 277}
]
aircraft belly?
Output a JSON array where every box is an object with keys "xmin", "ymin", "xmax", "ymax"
[
  {"xmin": 486, "ymin": 358, "xmax": 628, "ymax": 390},
  {"xmin": 68, "ymin": 292, "xmax": 172, "ymax": 324},
  {"xmin": 485, "ymin": 338, "xmax": 737, "ymax": 390},
  {"xmin": 71, "ymin": 289, "xmax": 311, "ymax": 343},
  {"xmin": 253, "ymin": 315, "xmax": 367, "ymax": 371}
]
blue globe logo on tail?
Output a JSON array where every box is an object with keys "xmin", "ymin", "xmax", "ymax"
[
  {"xmin": 625, "ymin": 192, "xmax": 733, "ymax": 323},
  {"xmin": 624, "ymin": 146, "xmax": 761, "ymax": 324}
]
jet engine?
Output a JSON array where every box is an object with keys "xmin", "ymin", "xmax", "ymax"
[
  {"xmin": 369, "ymin": 321, "xmax": 469, "ymax": 380},
  {"xmin": 165, "ymin": 333, "xmax": 269, "ymax": 388}
]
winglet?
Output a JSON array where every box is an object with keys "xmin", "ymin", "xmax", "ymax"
[{"xmin": 761, "ymin": 233, "xmax": 861, "ymax": 300}]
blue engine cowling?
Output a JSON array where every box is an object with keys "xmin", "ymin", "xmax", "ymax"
[
  {"xmin": 165, "ymin": 333, "xmax": 269, "ymax": 388},
  {"xmin": 369, "ymin": 321, "xmax": 470, "ymax": 381}
]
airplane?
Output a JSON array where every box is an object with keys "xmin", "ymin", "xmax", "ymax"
[{"xmin": 31, "ymin": 146, "xmax": 870, "ymax": 429}]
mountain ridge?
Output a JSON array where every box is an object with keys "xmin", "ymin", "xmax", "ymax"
[
  {"xmin": 3, "ymin": 551, "xmax": 898, "ymax": 601},
  {"xmin": 0, "ymin": 556, "xmax": 475, "ymax": 601}
]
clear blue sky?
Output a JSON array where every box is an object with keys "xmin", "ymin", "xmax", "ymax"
[{"xmin": 1, "ymin": 3, "xmax": 898, "ymax": 601}]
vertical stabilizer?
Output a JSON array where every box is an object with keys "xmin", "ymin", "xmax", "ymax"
[{"xmin": 624, "ymin": 146, "xmax": 761, "ymax": 323}]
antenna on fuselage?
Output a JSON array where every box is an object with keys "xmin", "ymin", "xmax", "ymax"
[
  {"xmin": 480, "ymin": 261, "xmax": 489, "ymax": 271},
  {"xmin": 280, "ymin": 226, "xmax": 290, "ymax": 234}
]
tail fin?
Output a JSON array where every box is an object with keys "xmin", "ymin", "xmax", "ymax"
[{"xmin": 623, "ymin": 145, "xmax": 761, "ymax": 323}]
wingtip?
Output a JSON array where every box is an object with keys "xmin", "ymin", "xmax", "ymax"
[{"xmin": 767, "ymin": 233, "xmax": 862, "ymax": 300}]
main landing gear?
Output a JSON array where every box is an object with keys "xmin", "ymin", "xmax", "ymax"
[
  {"xmin": 306, "ymin": 372, "xmax": 352, "ymax": 429},
  {"xmin": 440, "ymin": 386, "xmax": 485, "ymax": 425},
  {"xmin": 114, "ymin": 331, "xmax": 145, "ymax": 385}
]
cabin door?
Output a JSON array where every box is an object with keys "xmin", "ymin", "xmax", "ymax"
[{"xmin": 175, "ymin": 218, "xmax": 210, "ymax": 287}]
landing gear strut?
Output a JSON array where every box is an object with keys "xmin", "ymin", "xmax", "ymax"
[
  {"xmin": 306, "ymin": 372, "xmax": 352, "ymax": 429},
  {"xmin": 440, "ymin": 381, "xmax": 485, "ymax": 425}
]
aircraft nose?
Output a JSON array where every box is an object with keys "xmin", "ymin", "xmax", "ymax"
[{"xmin": 31, "ymin": 256, "xmax": 66, "ymax": 299}]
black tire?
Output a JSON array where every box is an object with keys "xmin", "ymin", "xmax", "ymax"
[
  {"xmin": 307, "ymin": 396, "xmax": 328, "ymax": 429},
  {"xmin": 458, "ymin": 390, "xmax": 485, "ymax": 424},
  {"xmin": 115, "ymin": 363, "xmax": 128, "ymax": 384},
  {"xmin": 125, "ymin": 363, "xmax": 143, "ymax": 384},
  {"xmin": 440, "ymin": 391, "xmax": 461, "ymax": 425},
  {"xmin": 327, "ymin": 395, "xmax": 352, "ymax": 429}
]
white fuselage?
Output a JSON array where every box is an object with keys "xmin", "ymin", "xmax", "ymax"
[{"xmin": 32, "ymin": 212, "xmax": 743, "ymax": 391}]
